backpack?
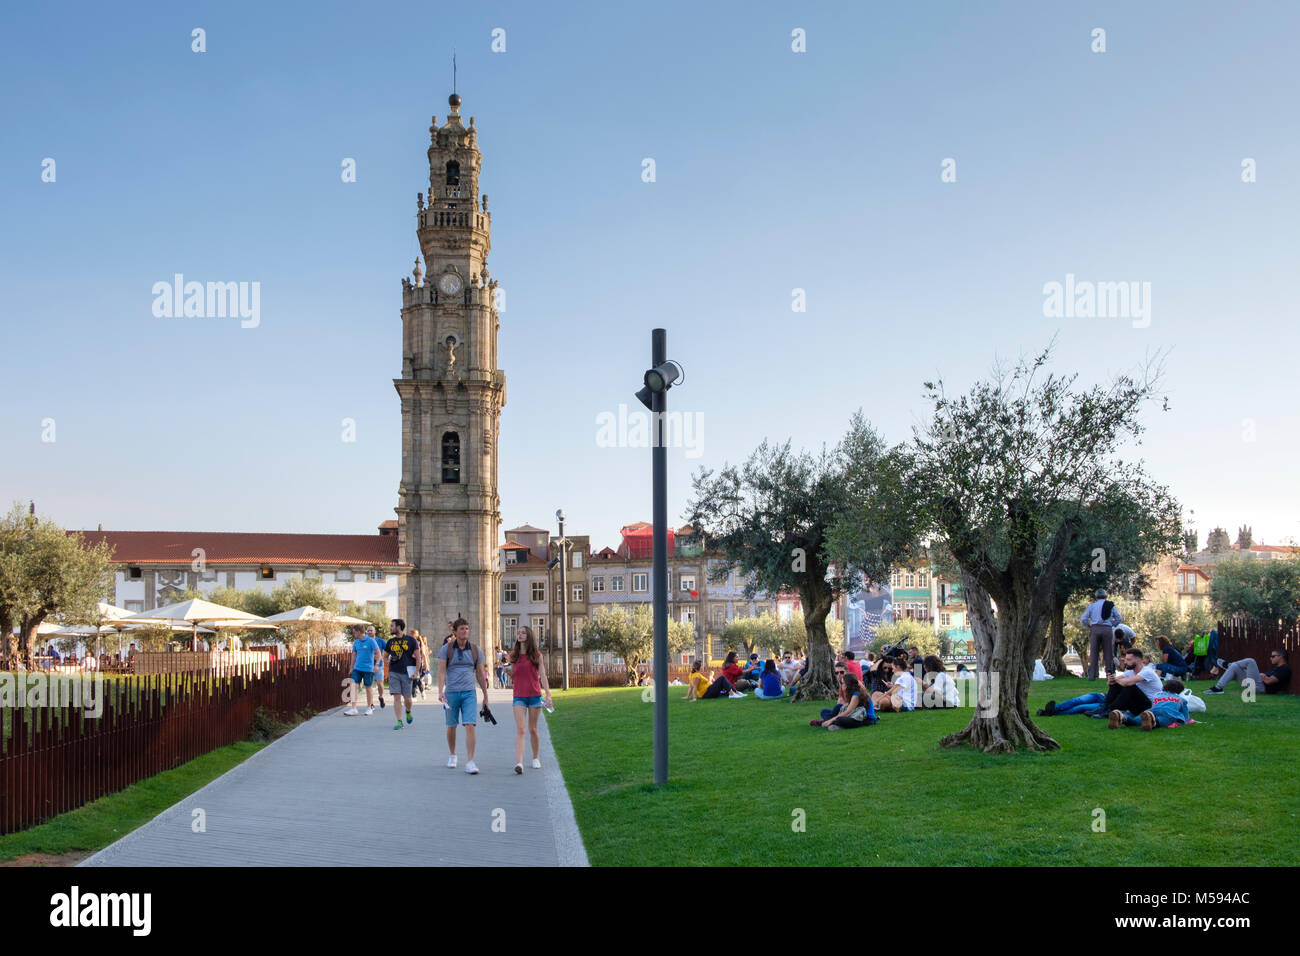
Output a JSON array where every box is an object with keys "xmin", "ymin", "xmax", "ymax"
[{"xmin": 444, "ymin": 641, "xmax": 480, "ymax": 672}]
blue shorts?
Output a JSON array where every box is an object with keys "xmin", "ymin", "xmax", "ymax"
[
  {"xmin": 445, "ymin": 690, "xmax": 477, "ymax": 727},
  {"xmin": 351, "ymin": 669, "xmax": 374, "ymax": 687},
  {"xmin": 513, "ymin": 695, "xmax": 544, "ymax": 708}
]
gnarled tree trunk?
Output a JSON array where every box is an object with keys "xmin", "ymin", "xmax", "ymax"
[
  {"xmin": 790, "ymin": 583, "xmax": 837, "ymax": 702},
  {"xmin": 1040, "ymin": 595, "xmax": 1068, "ymax": 677},
  {"xmin": 940, "ymin": 572, "xmax": 1059, "ymax": 754}
]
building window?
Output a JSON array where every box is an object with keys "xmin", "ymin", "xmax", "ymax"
[
  {"xmin": 504, "ymin": 550, "xmax": 519, "ymax": 566},
  {"xmin": 445, "ymin": 160, "xmax": 460, "ymax": 185},
  {"xmin": 304, "ymin": 569, "xmax": 321, "ymax": 580},
  {"xmin": 632, "ymin": 573, "xmax": 648, "ymax": 593},
  {"xmin": 556, "ymin": 585, "xmax": 563, "ymax": 603},
  {"xmin": 573, "ymin": 585, "xmax": 584, "ymax": 602},
  {"xmin": 336, "ymin": 569, "xmax": 354, "ymax": 582},
  {"xmin": 260, "ymin": 567, "xmax": 275, "ymax": 580},
  {"xmin": 904, "ymin": 572, "xmax": 914, "ymax": 587},
  {"xmin": 125, "ymin": 600, "xmax": 144, "ymax": 613},
  {"xmin": 572, "ymin": 552, "xmax": 583, "ymax": 569},
  {"xmin": 502, "ymin": 616, "xmax": 518, "ymax": 644},
  {"xmin": 367, "ymin": 570, "xmax": 385, "ymax": 582},
  {"xmin": 441, "ymin": 432, "xmax": 461, "ymax": 483},
  {"xmin": 919, "ymin": 570, "xmax": 929, "ymax": 588},
  {"xmin": 891, "ymin": 570, "xmax": 900, "ymax": 587},
  {"xmin": 940, "ymin": 612, "xmax": 951, "ymax": 627},
  {"xmin": 532, "ymin": 617, "xmax": 546, "ymax": 644},
  {"xmin": 200, "ymin": 570, "xmax": 217, "ymax": 582},
  {"xmin": 711, "ymin": 605, "xmax": 726, "ymax": 624},
  {"xmin": 128, "ymin": 567, "xmax": 142, "ymax": 579},
  {"xmin": 531, "ymin": 581, "xmax": 546, "ymax": 602},
  {"xmin": 591, "ymin": 576, "xmax": 605, "ymax": 593},
  {"xmin": 611, "ymin": 575, "xmax": 625, "ymax": 592},
  {"xmin": 681, "ymin": 575, "xmax": 696, "ymax": 592},
  {"xmin": 664, "ymin": 571, "xmax": 672, "ymax": 591},
  {"xmin": 503, "ymin": 582, "xmax": 517, "ymax": 603}
]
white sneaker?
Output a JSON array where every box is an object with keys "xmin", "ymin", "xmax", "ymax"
[
  {"xmin": 531, "ymin": 758, "xmax": 541, "ymax": 769},
  {"xmin": 343, "ymin": 707, "xmax": 359, "ymax": 716},
  {"xmin": 364, "ymin": 707, "xmax": 374, "ymax": 716},
  {"xmin": 446, "ymin": 755, "xmax": 457, "ymax": 769},
  {"xmin": 465, "ymin": 761, "xmax": 480, "ymax": 775}
]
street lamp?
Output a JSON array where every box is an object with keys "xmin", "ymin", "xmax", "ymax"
[
  {"xmin": 554, "ymin": 509, "xmax": 570, "ymax": 692},
  {"xmin": 637, "ymin": 329, "xmax": 682, "ymax": 788}
]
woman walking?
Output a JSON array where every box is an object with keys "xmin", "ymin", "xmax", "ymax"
[{"xmin": 509, "ymin": 626, "xmax": 552, "ymax": 774}]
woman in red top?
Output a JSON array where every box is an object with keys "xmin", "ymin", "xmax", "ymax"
[
  {"xmin": 509, "ymin": 626, "xmax": 553, "ymax": 774},
  {"xmin": 720, "ymin": 650, "xmax": 753, "ymax": 690}
]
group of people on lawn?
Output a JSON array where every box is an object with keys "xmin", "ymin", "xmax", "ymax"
[
  {"xmin": 684, "ymin": 645, "xmax": 966, "ymax": 731},
  {"xmin": 1041, "ymin": 588, "xmax": 1292, "ymax": 730}
]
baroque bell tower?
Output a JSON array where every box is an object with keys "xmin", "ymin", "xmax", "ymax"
[{"xmin": 396, "ymin": 92, "xmax": 505, "ymax": 654}]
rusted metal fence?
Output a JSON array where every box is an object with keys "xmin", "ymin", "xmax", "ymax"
[
  {"xmin": 1215, "ymin": 620, "xmax": 1299, "ymax": 693},
  {"xmin": 0, "ymin": 652, "xmax": 351, "ymax": 835}
]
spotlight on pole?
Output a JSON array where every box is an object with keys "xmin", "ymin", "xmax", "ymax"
[{"xmin": 636, "ymin": 360, "xmax": 682, "ymax": 410}]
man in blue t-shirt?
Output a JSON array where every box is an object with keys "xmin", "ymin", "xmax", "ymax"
[{"xmin": 345, "ymin": 624, "xmax": 380, "ymax": 716}]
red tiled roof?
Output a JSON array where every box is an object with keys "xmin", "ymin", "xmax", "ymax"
[
  {"xmin": 77, "ymin": 530, "xmax": 406, "ymax": 567},
  {"xmin": 1177, "ymin": 564, "xmax": 1212, "ymax": 579},
  {"xmin": 1233, "ymin": 544, "xmax": 1300, "ymax": 553},
  {"xmin": 500, "ymin": 540, "xmax": 530, "ymax": 550}
]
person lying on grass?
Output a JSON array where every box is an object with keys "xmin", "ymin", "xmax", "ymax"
[
  {"xmin": 1108, "ymin": 678, "xmax": 1193, "ymax": 730},
  {"xmin": 810, "ymin": 673, "xmax": 876, "ymax": 729}
]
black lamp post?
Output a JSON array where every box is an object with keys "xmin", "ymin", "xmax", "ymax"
[{"xmin": 636, "ymin": 329, "xmax": 682, "ymax": 787}]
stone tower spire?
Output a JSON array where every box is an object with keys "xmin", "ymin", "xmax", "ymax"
[{"xmin": 395, "ymin": 92, "xmax": 506, "ymax": 656}]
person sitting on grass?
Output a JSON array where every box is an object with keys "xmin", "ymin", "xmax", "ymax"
[
  {"xmin": 1155, "ymin": 637, "xmax": 1190, "ymax": 679},
  {"xmin": 810, "ymin": 662, "xmax": 850, "ymax": 724},
  {"xmin": 843, "ymin": 650, "xmax": 863, "ymax": 682},
  {"xmin": 872, "ymin": 656, "xmax": 917, "ymax": 713},
  {"xmin": 921, "ymin": 655, "xmax": 960, "ymax": 708},
  {"xmin": 754, "ymin": 659, "xmax": 785, "ymax": 699},
  {"xmin": 813, "ymin": 673, "xmax": 876, "ymax": 730},
  {"xmin": 720, "ymin": 651, "xmax": 755, "ymax": 691},
  {"xmin": 742, "ymin": 653, "xmax": 763, "ymax": 682},
  {"xmin": 778, "ymin": 651, "xmax": 799, "ymax": 688},
  {"xmin": 1206, "ymin": 649, "xmax": 1291, "ymax": 696},
  {"xmin": 866, "ymin": 654, "xmax": 893, "ymax": 694},
  {"xmin": 1109, "ymin": 678, "xmax": 1193, "ymax": 731},
  {"xmin": 684, "ymin": 659, "xmax": 733, "ymax": 700}
]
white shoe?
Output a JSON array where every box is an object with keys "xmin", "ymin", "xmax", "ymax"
[
  {"xmin": 364, "ymin": 707, "xmax": 374, "ymax": 716},
  {"xmin": 343, "ymin": 707, "xmax": 359, "ymax": 716},
  {"xmin": 465, "ymin": 761, "xmax": 480, "ymax": 775},
  {"xmin": 531, "ymin": 758, "xmax": 541, "ymax": 769},
  {"xmin": 446, "ymin": 755, "xmax": 457, "ymax": 768}
]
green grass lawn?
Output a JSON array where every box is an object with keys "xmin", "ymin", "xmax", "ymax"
[
  {"xmin": 0, "ymin": 740, "xmax": 266, "ymax": 864},
  {"xmin": 545, "ymin": 677, "xmax": 1300, "ymax": 866}
]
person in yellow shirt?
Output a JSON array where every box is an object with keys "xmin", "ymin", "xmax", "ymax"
[{"xmin": 684, "ymin": 659, "xmax": 734, "ymax": 700}]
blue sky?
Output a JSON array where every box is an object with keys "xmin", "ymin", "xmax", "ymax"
[{"xmin": 2, "ymin": 0, "xmax": 1298, "ymax": 550}]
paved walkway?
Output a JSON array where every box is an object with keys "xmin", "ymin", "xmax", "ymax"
[{"xmin": 81, "ymin": 689, "xmax": 587, "ymax": 867}]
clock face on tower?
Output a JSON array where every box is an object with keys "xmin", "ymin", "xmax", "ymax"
[{"xmin": 438, "ymin": 273, "xmax": 463, "ymax": 296}]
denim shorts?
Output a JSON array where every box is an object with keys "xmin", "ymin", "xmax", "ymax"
[
  {"xmin": 351, "ymin": 669, "xmax": 374, "ymax": 687},
  {"xmin": 513, "ymin": 695, "xmax": 544, "ymax": 708},
  {"xmin": 445, "ymin": 690, "xmax": 477, "ymax": 726}
]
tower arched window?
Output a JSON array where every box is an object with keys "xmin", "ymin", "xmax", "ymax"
[
  {"xmin": 441, "ymin": 431, "xmax": 461, "ymax": 483},
  {"xmin": 445, "ymin": 161, "xmax": 460, "ymax": 186}
]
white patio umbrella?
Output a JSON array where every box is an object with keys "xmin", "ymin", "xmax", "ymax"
[
  {"xmin": 260, "ymin": 606, "xmax": 372, "ymax": 626},
  {"xmin": 118, "ymin": 598, "xmax": 276, "ymax": 651}
]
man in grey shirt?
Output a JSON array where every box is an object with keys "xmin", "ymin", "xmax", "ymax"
[
  {"xmin": 1081, "ymin": 588, "xmax": 1122, "ymax": 680},
  {"xmin": 437, "ymin": 618, "xmax": 492, "ymax": 774}
]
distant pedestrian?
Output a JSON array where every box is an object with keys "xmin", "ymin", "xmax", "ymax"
[
  {"xmin": 437, "ymin": 618, "xmax": 492, "ymax": 774},
  {"xmin": 508, "ymin": 626, "xmax": 552, "ymax": 774},
  {"xmin": 384, "ymin": 619, "xmax": 419, "ymax": 730},
  {"xmin": 365, "ymin": 625, "xmax": 386, "ymax": 708},
  {"xmin": 344, "ymin": 624, "xmax": 380, "ymax": 716}
]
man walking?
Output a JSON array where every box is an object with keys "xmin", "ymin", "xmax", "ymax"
[
  {"xmin": 344, "ymin": 624, "xmax": 379, "ymax": 716},
  {"xmin": 1081, "ymin": 588, "xmax": 1122, "ymax": 680},
  {"xmin": 437, "ymin": 618, "xmax": 492, "ymax": 774},
  {"xmin": 384, "ymin": 619, "xmax": 418, "ymax": 730}
]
